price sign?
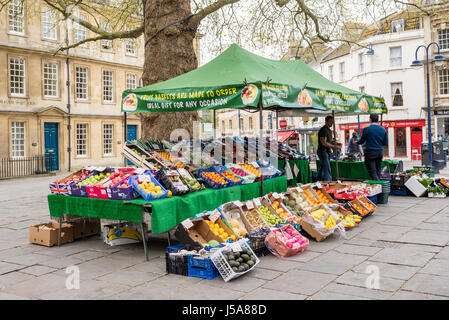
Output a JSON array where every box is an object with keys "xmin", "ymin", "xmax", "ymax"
[
  {"xmin": 251, "ymin": 162, "xmax": 260, "ymax": 168},
  {"xmin": 253, "ymin": 198, "xmax": 262, "ymax": 207},
  {"xmin": 114, "ymin": 168, "xmax": 120, "ymax": 174},
  {"xmin": 272, "ymin": 192, "xmax": 281, "ymax": 199},
  {"xmin": 209, "ymin": 210, "xmax": 221, "ymax": 222},
  {"xmin": 230, "ymin": 242, "xmax": 242, "ymax": 252},
  {"xmin": 138, "ymin": 175, "xmax": 152, "ymax": 182},
  {"xmin": 316, "ymin": 182, "xmax": 323, "ymax": 189},
  {"xmin": 233, "ymin": 200, "xmax": 243, "ymax": 207},
  {"xmin": 134, "ymin": 168, "xmax": 146, "ymax": 175},
  {"xmin": 181, "ymin": 219, "xmax": 194, "ymax": 229},
  {"xmin": 245, "ymin": 201, "xmax": 254, "ymax": 210},
  {"xmin": 96, "ymin": 167, "xmax": 106, "ymax": 172}
]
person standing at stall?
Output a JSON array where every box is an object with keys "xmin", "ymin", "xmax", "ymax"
[
  {"xmin": 356, "ymin": 114, "xmax": 388, "ymax": 180},
  {"xmin": 317, "ymin": 116, "xmax": 335, "ymax": 181},
  {"xmin": 347, "ymin": 132, "xmax": 363, "ymax": 160}
]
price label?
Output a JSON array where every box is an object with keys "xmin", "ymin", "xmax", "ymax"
[
  {"xmin": 316, "ymin": 182, "xmax": 323, "ymax": 189},
  {"xmin": 245, "ymin": 201, "xmax": 254, "ymax": 210},
  {"xmin": 134, "ymin": 168, "xmax": 146, "ymax": 175},
  {"xmin": 181, "ymin": 219, "xmax": 194, "ymax": 229},
  {"xmin": 233, "ymin": 200, "xmax": 243, "ymax": 207},
  {"xmin": 337, "ymin": 180, "xmax": 342, "ymax": 184},
  {"xmin": 230, "ymin": 242, "xmax": 242, "ymax": 252},
  {"xmin": 114, "ymin": 168, "xmax": 120, "ymax": 174},
  {"xmin": 96, "ymin": 167, "xmax": 106, "ymax": 172},
  {"xmin": 253, "ymin": 198, "xmax": 262, "ymax": 207},
  {"xmin": 251, "ymin": 162, "xmax": 260, "ymax": 168},
  {"xmin": 138, "ymin": 175, "xmax": 152, "ymax": 182},
  {"xmin": 209, "ymin": 210, "xmax": 221, "ymax": 222},
  {"xmin": 272, "ymin": 192, "xmax": 281, "ymax": 199}
]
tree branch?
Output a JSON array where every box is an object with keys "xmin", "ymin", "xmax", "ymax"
[{"xmin": 188, "ymin": 0, "xmax": 240, "ymax": 29}]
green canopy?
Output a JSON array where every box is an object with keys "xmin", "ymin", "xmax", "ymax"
[{"xmin": 121, "ymin": 44, "xmax": 386, "ymax": 114}]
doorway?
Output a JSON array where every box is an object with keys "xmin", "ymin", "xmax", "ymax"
[{"xmin": 44, "ymin": 122, "xmax": 59, "ymax": 171}]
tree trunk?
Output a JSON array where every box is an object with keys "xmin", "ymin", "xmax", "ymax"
[{"xmin": 141, "ymin": 0, "xmax": 200, "ymax": 140}]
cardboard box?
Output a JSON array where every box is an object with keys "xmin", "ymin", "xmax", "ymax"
[
  {"xmin": 299, "ymin": 219, "xmax": 325, "ymax": 242},
  {"xmin": 313, "ymin": 187, "xmax": 338, "ymax": 204},
  {"xmin": 405, "ymin": 175, "xmax": 427, "ymax": 197},
  {"xmin": 29, "ymin": 222, "xmax": 74, "ymax": 247}
]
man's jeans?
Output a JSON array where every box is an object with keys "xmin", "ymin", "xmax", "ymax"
[
  {"xmin": 317, "ymin": 148, "xmax": 332, "ymax": 181},
  {"xmin": 364, "ymin": 149, "xmax": 383, "ymax": 181}
]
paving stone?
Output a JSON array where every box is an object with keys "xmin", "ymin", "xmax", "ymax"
[
  {"xmin": 39, "ymin": 279, "xmax": 129, "ymax": 300},
  {"xmin": 300, "ymin": 251, "xmax": 368, "ymax": 275},
  {"xmin": 68, "ymin": 250, "xmax": 106, "ymax": 261},
  {"xmin": 246, "ymin": 268, "xmax": 282, "ymax": 281},
  {"xmin": 306, "ymin": 238, "xmax": 345, "ymax": 253},
  {"xmin": 263, "ymin": 270, "xmax": 336, "ymax": 296},
  {"xmin": 3, "ymin": 273, "xmax": 69, "ymax": 299},
  {"xmin": 171, "ymin": 282, "xmax": 245, "ymax": 300},
  {"xmin": 19, "ymin": 265, "xmax": 58, "ymax": 276},
  {"xmin": 0, "ymin": 292, "xmax": 30, "ymax": 300},
  {"xmin": 414, "ymin": 222, "xmax": 449, "ymax": 232},
  {"xmin": 130, "ymin": 257, "xmax": 167, "ymax": 275},
  {"xmin": 334, "ymin": 270, "xmax": 404, "ymax": 292},
  {"xmin": 108, "ymin": 283, "xmax": 175, "ymax": 300},
  {"xmin": 283, "ymin": 250, "xmax": 322, "ymax": 262},
  {"xmin": 1, "ymin": 253, "xmax": 54, "ymax": 266},
  {"xmin": 308, "ymin": 290, "xmax": 371, "ymax": 300},
  {"xmin": 36, "ymin": 255, "xmax": 84, "ymax": 269},
  {"xmin": 334, "ymin": 244, "xmax": 382, "ymax": 256},
  {"xmin": 0, "ymin": 246, "xmax": 37, "ymax": 259},
  {"xmin": 145, "ymin": 274, "xmax": 204, "ymax": 290},
  {"xmin": 352, "ymin": 261, "xmax": 419, "ymax": 281},
  {"xmin": 0, "ymin": 261, "xmax": 26, "ymax": 275},
  {"xmin": 390, "ymin": 290, "xmax": 449, "ymax": 300},
  {"xmin": 257, "ymin": 254, "xmax": 304, "ymax": 272},
  {"xmin": 0, "ymin": 242, "xmax": 18, "ymax": 252},
  {"xmin": 71, "ymin": 256, "xmax": 138, "ymax": 280},
  {"xmin": 435, "ymin": 246, "xmax": 449, "ymax": 260},
  {"xmin": 240, "ymin": 288, "xmax": 306, "ymax": 300},
  {"xmin": 369, "ymin": 247, "xmax": 435, "ymax": 267},
  {"xmin": 419, "ymin": 259, "xmax": 449, "ymax": 276},
  {"xmin": 395, "ymin": 230, "xmax": 449, "ymax": 246},
  {"xmin": 203, "ymin": 275, "xmax": 267, "ymax": 293},
  {"xmin": 321, "ymin": 283, "xmax": 393, "ymax": 300},
  {"xmin": 96, "ymin": 269, "xmax": 161, "ymax": 287},
  {"xmin": 380, "ymin": 217, "xmax": 424, "ymax": 228},
  {"xmin": 0, "ymin": 271, "xmax": 35, "ymax": 289},
  {"xmin": 31, "ymin": 244, "xmax": 88, "ymax": 257},
  {"xmin": 402, "ymin": 273, "xmax": 449, "ymax": 297}
]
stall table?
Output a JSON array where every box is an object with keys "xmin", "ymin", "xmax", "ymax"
[
  {"xmin": 48, "ymin": 176, "xmax": 287, "ymax": 260},
  {"xmin": 315, "ymin": 160, "xmax": 398, "ymax": 180}
]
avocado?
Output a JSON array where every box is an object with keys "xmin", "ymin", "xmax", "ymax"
[
  {"xmin": 234, "ymin": 261, "xmax": 240, "ymax": 267},
  {"xmin": 237, "ymin": 265, "xmax": 246, "ymax": 273},
  {"xmin": 229, "ymin": 260, "xmax": 238, "ymax": 267},
  {"xmin": 241, "ymin": 254, "xmax": 250, "ymax": 262},
  {"xmin": 247, "ymin": 260, "xmax": 255, "ymax": 268},
  {"xmin": 232, "ymin": 267, "xmax": 239, "ymax": 272},
  {"xmin": 228, "ymin": 253, "xmax": 235, "ymax": 260},
  {"xmin": 236, "ymin": 257, "xmax": 243, "ymax": 263},
  {"xmin": 233, "ymin": 252, "xmax": 240, "ymax": 258}
]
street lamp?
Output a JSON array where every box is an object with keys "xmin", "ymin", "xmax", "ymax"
[
  {"xmin": 411, "ymin": 42, "xmax": 446, "ymax": 167},
  {"xmin": 365, "ymin": 43, "xmax": 374, "ymax": 56}
]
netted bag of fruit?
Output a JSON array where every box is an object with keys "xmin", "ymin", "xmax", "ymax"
[{"xmin": 264, "ymin": 225, "xmax": 309, "ymax": 258}]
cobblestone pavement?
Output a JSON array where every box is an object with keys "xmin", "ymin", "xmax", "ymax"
[{"xmin": 1, "ymin": 172, "xmax": 449, "ymax": 300}]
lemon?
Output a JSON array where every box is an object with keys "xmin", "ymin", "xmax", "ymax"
[
  {"xmin": 218, "ymin": 228, "xmax": 224, "ymax": 234},
  {"xmin": 230, "ymin": 235, "xmax": 236, "ymax": 241}
]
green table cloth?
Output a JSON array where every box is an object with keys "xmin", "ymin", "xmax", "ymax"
[
  {"xmin": 315, "ymin": 160, "xmax": 398, "ymax": 180},
  {"xmin": 48, "ymin": 176, "xmax": 287, "ymax": 234},
  {"xmin": 277, "ymin": 159, "xmax": 312, "ymax": 186}
]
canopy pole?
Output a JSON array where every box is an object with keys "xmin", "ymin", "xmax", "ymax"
[
  {"xmin": 358, "ymin": 115, "xmax": 361, "ymax": 136},
  {"xmin": 213, "ymin": 109, "xmax": 216, "ymax": 139},
  {"xmin": 259, "ymin": 98, "xmax": 264, "ymax": 197},
  {"xmin": 275, "ymin": 110, "xmax": 279, "ymax": 141},
  {"xmin": 332, "ymin": 110, "xmax": 339, "ymax": 181},
  {"xmin": 123, "ymin": 112, "xmax": 127, "ymax": 167}
]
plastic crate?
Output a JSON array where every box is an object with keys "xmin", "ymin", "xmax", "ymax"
[
  {"xmin": 226, "ymin": 164, "xmax": 256, "ymax": 185},
  {"xmin": 389, "ymin": 189, "xmax": 409, "ymax": 196},
  {"xmin": 129, "ymin": 174, "xmax": 168, "ymax": 201},
  {"xmin": 367, "ymin": 195, "xmax": 378, "ymax": 205},
  {"xmin": 214, "ymin": 166, "xmax": 243, "ymax": 186},
  {"xmin": 211, "ymin": 239, "xmax": 260, "ymax": 282},
  {"xmin": 167, "ymin": 243, "xmax": 184, "ymax": 253},
  {"xmin": 187, "ymin": 255, "xmax": 220, "ymax": 280},
  {"xmin": 197, "ymin": 167, "xmax": 230, "ymax": 189}
]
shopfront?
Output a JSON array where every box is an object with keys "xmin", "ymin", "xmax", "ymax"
[{"xmin": 339, "ymin": 120, "xmax": 425, "ymax": 160}]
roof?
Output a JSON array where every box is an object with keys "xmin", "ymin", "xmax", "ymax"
[{"xmin": 272, "ymin": 130, "xmax": 295, "ymax": 143}]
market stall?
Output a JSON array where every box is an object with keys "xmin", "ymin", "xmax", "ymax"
[{"xmin": 315, "ymin": 159, "xmax": 398, "ymax": 180}]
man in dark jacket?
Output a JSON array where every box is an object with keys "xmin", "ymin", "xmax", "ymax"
[
  {"xmin": 317, "ymin": 116, "xmax": 335, "ymax": 181},
  {"xmin": 357, "ymin": 114, "xmax": 388, "ymax": 180}
]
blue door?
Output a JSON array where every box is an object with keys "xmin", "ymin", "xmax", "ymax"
[
  {"xmin": 127, "ymin": 125, "xmax": 138, "ymax": 165},
  {"xmin": 44, "ymin": 123, "xmax": 59, "ymax": 171}
]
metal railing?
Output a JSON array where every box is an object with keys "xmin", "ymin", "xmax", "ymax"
[{"xmin": 0, "ymin": 155, "xmax": 55, "ymax": 179}]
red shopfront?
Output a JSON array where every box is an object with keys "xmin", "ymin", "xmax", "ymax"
[{"xmin": 339, "ymin": 120, "xmax": 425, "ymax": 160}]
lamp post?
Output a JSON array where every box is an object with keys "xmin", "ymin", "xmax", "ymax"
[{"xmin": 411, "ymin": 42, "xmax": 446, "ymax": 167}]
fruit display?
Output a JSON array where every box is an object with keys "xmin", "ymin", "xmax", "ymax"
[
  {"xmin": 313, "ymin": 188, "xmax": 335, "ymax": 205},
  {"xmin": 240, "ymin": 163, "xmax": 261, "ymax": 178},
  {"xmin": 130, "ymin": 174, "xmax": 168, "ymax": 201},
  {"xmin": 77, "ymin": 171, "xmax": 112, "ymax": 186},
  {"xmin": 270, "ymin": 200, "xmax": 299, "ymax": 223},
  {"xmin": 229, "ymin": 167, "xmax": 249, "ymax": 177},
  {"xmin": 177, "ymin": 168, "xmax": 204, "ymax": 192},
  {"xmin": 349, "ymin": 200, "xmax": 370, "ymax": 216},
  {"xmin": 284, "ymin": 189, "xmax": 312, "ymax": 213},
  {"xmin": 337, "ymin": 212, "xmax": 361, "ymax": 229},
  {"xmin": 205, "ymin": 220, "xmax": 237, "ymax": 242},
  {"xmin": 265, "ymin": 225, "xmax": 308, "ymax": 257},
  {"xmin": 324, "ymin": 214, "xmax": 337, "ymax": 230},
  {"xmin": 157, "ymin": 169, "xmax": 189, "ymax": 196},
  {"xmin": 215, "ymin": 167, "xmax": 243, "ymax": 185},
  {"xmin": 310, "ymin": 209, "xmax": 327, "ymax": 221},
  {"xmin": 358, "ymin": 197, "xmax": 377, "ymax": 212},
  {"xmin": 55, "ymin": 170, "xmax": 91, "ymax": 185},
  {"xmin": 303, "ymin": 187, "xmax": 324, "ymax": 206},
  {"xmin": 229, "ymin": 219, "xmax": 247, "ymax": 237},
  {"xmin": 244, "ymin": 208, "xmax": 270, "ymax": 230},
  {"xmin": 198, "ymin": 169, "xmax": 229, "ymax": 189},
  {"xmin": 138, "ymin": 180, "xmax": 165, "ymax": 196},
  {"xmin": 223, "ymin": 248, "xmax": 257, "ymax": 273},
  {"xmin": 257, "ymin": 206, "xmax": 283, "ymax": 226},
  {"xmin": 156, "ymin": 151, "xmax": 177, "ymax": 163}
]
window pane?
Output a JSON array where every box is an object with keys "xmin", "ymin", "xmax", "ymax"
[
  {"xmin": 42, "ymin": 8, "xmax": 57, "ymax": 40},
  {"xmin": 101, "ymin": 22, "xmax": 112, "ymax": 49},
  {"xmin": 10, "ymin": 57, "xmax": 25, "ymax": 96},
  {"xmin": 43, "ymin": 62, "xmax": 58, "ymax": 97},
  {"xmin": 126, "ymin": 74, "xmax": 137, "ymax": 90},
  {"xmin": 76, "ymin": 123, "xmax": 87, "ymax": 156},
  {"xmin": 439, "ymin": 69, "xmax": 449, "ymax": 95},
  {"xmin": 103, "ymin": 71, "xmax": 113, "ymax": 102},
  {"xmin": 438, "ymin": 29, "xmax": 449, "ymax": 50},
  {"xmin": 390, "ymin": 47, "xmax": 402, "ymax": 67},
  {"xmin": 11, "ymin": 121, "xmax": 25, "ymax": 157},
  {"xmin": 75, "ymin": 66, "xmax": 88, "ymax": 100},
  {"xmin": 74, "ymin": 14, "xmax": 87, "ymax": 45},
  {"xmin": 8, "ymin": 0, "xmax": 24, "ymax": 34},
  {"xmin": 103, "ymin": 124, "xmax": 113, "ymax": 155}
]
